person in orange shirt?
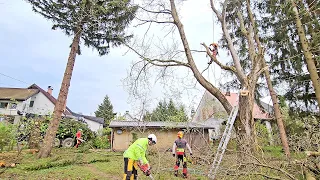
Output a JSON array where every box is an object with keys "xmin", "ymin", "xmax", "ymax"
[{"xmin": 75, "ymin": 129, "xmax": 83, "ymax": 148}]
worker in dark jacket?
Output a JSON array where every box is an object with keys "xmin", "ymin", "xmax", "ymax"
[{"xmin": 172, "ymin": 131, "xmax": 193, "ymax": 178}]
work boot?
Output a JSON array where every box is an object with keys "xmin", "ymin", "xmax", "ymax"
[
  {"xmin": 183, "ymin": 168, "xmax": 188, "ymax": 178},
  {"xmin": 174, "ymin": 170, "xmax": 178, "ymax": 177},
  {"xmin": 183, "ymin": 173, "xmax": 188, "ymax": 179}
]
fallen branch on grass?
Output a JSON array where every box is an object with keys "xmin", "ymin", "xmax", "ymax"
[
  {"xmin": 21, "ymin": 158, "xmax": 110, "ymax": 171},
  {"xmin": 88, "ymin": 149, "xmax": 123, "ymax": 157},
  {"xmin": 304, "ymin": 168, "xmax": 317, "ymax": 180},
  {"xmin": 245, "ymin": 162, "xmax": 296, "ymax": 180},
  {"xmin": 305, "ymin": 151, "xmax": 320, "ymax": 157},
  {"xmin": 227, "ymin": 171, "xmax": 285, "ymax": 180}
]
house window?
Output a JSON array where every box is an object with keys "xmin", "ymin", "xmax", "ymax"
[
  {"xmin": 0, "ymin": 102, "xmax": 8, "ymax": 109},
  {"xmin": 29, "ymin": 101, "xmax": 34, "ymax": 107},
  {"xmin": 10, "ymin": 103, "xmax": 17, "ymax": 109}
]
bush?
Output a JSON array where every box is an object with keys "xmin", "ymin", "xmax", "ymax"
[
  {"xmin": 18, "ymin": 116, "xmax": 95, "ymax": 148},
  {"xmin": 0, "ymin": 122, "xmax": 17, "ymax": 152},
  {"xmin": 255, "ymin": 120, "xmax": 270, "ymax": 146},
  {"xmin": 282, "ymin": 107, "xmax": 320, "ymax": 152},
  {"xmin": 93, "ymin": 136, "xmax": 110, "ymax": 149}
]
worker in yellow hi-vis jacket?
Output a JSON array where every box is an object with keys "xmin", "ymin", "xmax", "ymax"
[{"xmin": 123, "ymin": 134, "xmax": 157, "ymax": 180}]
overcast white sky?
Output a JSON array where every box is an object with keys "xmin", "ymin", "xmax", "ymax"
[{"xmin": 0, "ymin": 0, "xmax": 248, "ymax": 116}]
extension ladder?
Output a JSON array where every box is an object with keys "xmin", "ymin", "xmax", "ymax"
[{"xmin": 208, "ymin": 104, "xmax": 239, "ymax": 179}]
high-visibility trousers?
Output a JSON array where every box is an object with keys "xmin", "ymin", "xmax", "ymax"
[{"xmin": 123, "ymin": 158, "xmax": 139, "ymax": 180}]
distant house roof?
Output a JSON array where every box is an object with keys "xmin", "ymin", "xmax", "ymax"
[
  {"xmin": 123, "ymin": 111, "xmax": 139, "ymax": 121},
  {"xmin": 192, "ymin": 90, "xmax": 272, "ymax": 121},
  {"xmin": 109, "ymin": 120, "xmax": 219, "ymax": 129},
  {"xmin": 223, "ymin": 92, "xmax": 272, "ymax": 119},
  {"xmin": 0, "ymin": 87, "xmax": 39, "ymax": 101},
  {"xmin": 28, "ymin": 84, "xmax": 72, "ymax": 115},
  {"xmin": 70, "ymin": 112, "xmax": 104, "ymax": 124}
]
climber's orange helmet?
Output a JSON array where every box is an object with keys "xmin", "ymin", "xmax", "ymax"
[
  {"xmin": 210, "ymin": 43, "xmax": 218, "ymax": 47},
  {"xmin": 177, "ymin": 131, "xmax": 184, "ymax": 138}
]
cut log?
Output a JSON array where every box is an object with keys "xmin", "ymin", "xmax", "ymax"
[
  {"xmin": 304, "ymin": 169, "xmax": 316, "ymax": 180},
  {"xmin": 305, "ymin": 151, "xmax": 320, "ymax": 157}
]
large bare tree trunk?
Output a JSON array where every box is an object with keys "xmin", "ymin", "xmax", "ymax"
[
  {"xmin": 261, "ymin": 59, "xmax": 291, "ymax": 157},
  {"xmin": 291, "ymin": 0, "xmax": 320, "ymax": 110},
  {"xmin": 169, "ymin": 0, "xmax": 232, "ymax": 114},
  {"xmin": 37, "ymin": 30, "xmax": 82, "ymax": 158},
  {"xmin": 235, "ymin": 89, "xmax": 256, "ymax": 156}
]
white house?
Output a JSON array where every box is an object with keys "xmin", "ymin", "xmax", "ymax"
[
  {"xmin": 0, "ymin": 84, "xmax": 104, "ymax": 132},
  {"xmin": 68, "ymin": 113, "xmax": 104, "ymax": 132},
  {"xmin": 191, "ymin": 90, "xmax": 274, "ymax": 142},
  {"xmin": 0, "ymin": 84, "xmax": 72, "ymax": 116}
]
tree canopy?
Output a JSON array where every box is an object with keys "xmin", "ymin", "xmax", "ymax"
[
  {"xmin": 26, "ymin": 0, "xmax": 138, "ymax": 55},
  {"xmin": 143, "ymin": 99, "xmax": 188, "ymax": 122},
  {"xmin": 258, "ymin": 0, "xmax": 320, "ymax": 114},
  {"xmin": 95, "ymin": 95, "xmax": 115, "ymax": 126}
]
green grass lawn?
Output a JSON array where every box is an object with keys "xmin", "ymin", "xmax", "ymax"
[
  {"xmin": 0, "ymin": 145, "xmax": 308, "ymax": 180},
  {"xmin": 0, "ymin": 148, "xmax": 208, "ymax": 180}
]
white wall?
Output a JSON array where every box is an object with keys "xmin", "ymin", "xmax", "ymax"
[
  {"xmin": 0, "ymin": 100, "xmax": 25, "ymax": 116},
  {"xmin": 24, "ymin": 92, "xmax": 55, "ymax": 115},
  {"xmin": 0, "ymin": 92, "xmax": 55, "ymax": 116},
  {"xmin": 0, "ymin": 104, "xmax": 18, "ymax": 115},
  {"xmin": 83, "ymin": 118, "xmax": 103, "ymax": 132}
]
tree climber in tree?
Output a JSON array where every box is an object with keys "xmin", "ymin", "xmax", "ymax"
[
  {"xmin": 208, "ymin": 43, "xmax": 219, "ymax": 64},
  {"xmin": 123, "ymin": 134, "xmax": 157, "ymax": 180},
  {"xmin": 172, "ymin": 131, "xmax": 193, "ymax": 178}
]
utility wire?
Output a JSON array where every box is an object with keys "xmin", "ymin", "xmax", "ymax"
[{"xmin": 0, "ymin": 72, "xmax": 29, "ymax": 85}]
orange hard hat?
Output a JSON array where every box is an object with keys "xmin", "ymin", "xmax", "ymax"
[
  {"xmin": 177, "ymin": 131, "xmax": 183, "ymax": 138},
  {"xmin": 210, "ymin": 43, "xmax": 218, "ymax": 47}
]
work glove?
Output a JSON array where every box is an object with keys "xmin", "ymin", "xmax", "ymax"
[{"xmin": 172, "ymin": 154, "xmax": 175, "ymax": 157}]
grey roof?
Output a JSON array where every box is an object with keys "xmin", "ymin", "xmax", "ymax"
[
  {"xmin": 109, "ymin": 120, "xmax": 219, "ymax": 129},
  {"xmin": 68, "ymin": 113, "xmax": 105, "ymax": 124},
  {"xmin": 259, "ymin": 101, "xmax": 274, "ymax": 114}
]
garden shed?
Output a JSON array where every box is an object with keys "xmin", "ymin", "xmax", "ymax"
[{"xmin": 109, "ymin": 120, "xmax": 220, "ymax": 152}]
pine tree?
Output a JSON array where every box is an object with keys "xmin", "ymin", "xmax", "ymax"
[
  {"xmin": 26, "ymin": 0, "xmax": 137, "ymax": 158},
  {"xmin": 95, "ymin": 95, "xmax": 115, "ymax": 126},
  {"xmin": 143, "ymin": 99, "xmax": 188, "ymax": 122},
  {"xmin": 259, "ymin": 0, "xmax": 320, "ymax": 114}
]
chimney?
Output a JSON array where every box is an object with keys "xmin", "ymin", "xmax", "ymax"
[
  {"xmin": 47, "ymin": 86, "xmax": 53, "ymax": 95},
  {"xmin": 225, "ymin": 88, "xmax": 231, "ymax": 96}
]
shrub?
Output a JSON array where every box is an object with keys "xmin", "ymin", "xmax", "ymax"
[
  {"xmin": 93, "ymin": 136, "xmax": 110, "ymax": 149},
  {"xmin": 0, "ymin": 122, "xmax": 17, "ymax": 152},
  {"xmin": 17, "ymin": 116, "xmax": 95, "ymax": 148}
]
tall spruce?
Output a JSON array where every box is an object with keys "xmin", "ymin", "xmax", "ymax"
[
  {"xmin": 258, "ymin": 0, "xmax": 320, "ymax": 114},
  {"xmin": 26, "ymin": 0, "xmax": 137, "ymax": 158},
  {"xmin": 95, "ymin": 95, "xmax": 115, "ymax": 126}
]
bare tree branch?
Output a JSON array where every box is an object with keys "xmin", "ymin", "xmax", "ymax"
[
  {"xmin": 125, "ymin": 43, "xmax": 190, "ymax": 68},
  {"xmin": 135, "ymin": 17, "xmax": 174, "ymax": 24},
  {"xmin": 212, "ymin": 0, "xmax": 247, "ymax": 85},
  {"xmin": 138, "ymin": 5, "xmax": 171, "ymax": 15},
  {"xmin": 210, "ymin": 0, "xmax": 222, "ymax": 21},
  {"xmin": 169, "ymin": 0, "xmax": 232, "ymax": 113}
]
